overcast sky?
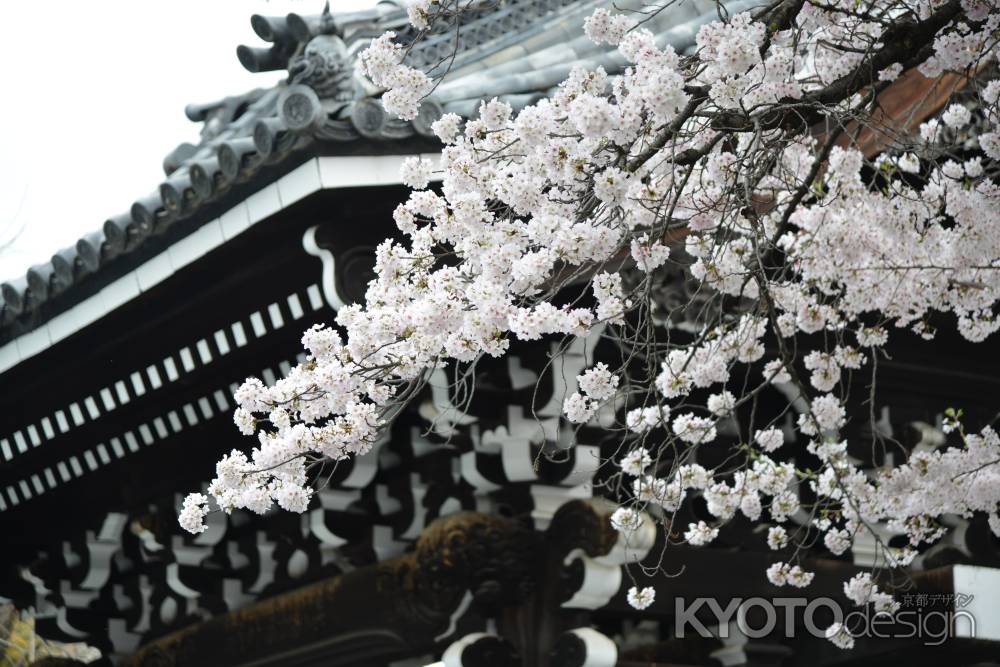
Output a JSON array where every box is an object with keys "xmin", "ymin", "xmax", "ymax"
[{"xmin": 0, "ymin": 0, "xmax": 375, "ymax": 282}]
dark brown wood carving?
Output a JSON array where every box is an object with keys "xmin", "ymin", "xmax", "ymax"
[{"xmin": 125, "ymin": 512, "xmax": 539, "ymax": 667}]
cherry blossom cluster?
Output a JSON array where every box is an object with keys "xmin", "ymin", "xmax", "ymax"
[
  {"xmin": 819, "ymin": 573, "xmax": 902, "ymax": 648},
  {"xmin": 357, "ymin": 32, "xmax": 432, "ymax": 120},
  {"xmin": 183, "ymin": 0, "xmax": 1000, "ymax": 651}
]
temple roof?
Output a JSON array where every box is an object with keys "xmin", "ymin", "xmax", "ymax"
[{"xmin": 0, "ymin": 0, "xmax": 749, "ymax": 359}]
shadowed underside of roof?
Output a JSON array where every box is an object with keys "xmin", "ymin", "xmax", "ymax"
[{"xmin": 0, "ymin": 0, "xmax": 749, "ymax": 349}]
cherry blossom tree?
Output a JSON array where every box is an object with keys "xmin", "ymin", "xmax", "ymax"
[{"xmin": 180, "ymin": 0, "xmax": 1000, "ymax": 650}]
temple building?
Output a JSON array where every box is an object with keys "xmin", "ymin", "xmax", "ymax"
[{"xmin": 1, "ymin": 2, "xmax": 999, "ymax": 666}]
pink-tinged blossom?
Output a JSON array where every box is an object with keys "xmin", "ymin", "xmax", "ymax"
[
  {"xmin": 684, "ymin": 520, "xmax": 719, "ymax": 546},
  {"xmin": 878, "ymin": 62, "xmax": 903, "ymax": 82},
  {"xmin": 400, "ymin": 156, "xmax": 434, "ymax": 189},
  {"xmin": 672, "ymin": 413, "xmax": 718, "ymax": 444},
  {"xmin": 826, "ymin": 622, "xmax": 855, "ymax": 649},
  {"xmin": 406, "ymin": 0, "xmax": 432, "ymax": 30},
  {"xmin": 584, "ymin": 8, "xmax": 635, "ymax": 46},
  {"xmin": 824, "ymin": 529, "xmax": 852, "ymax": 555},
  {"xmin": 578, "ymin": 362, "xmax": 619, "ymax": 401},
  {"xmin": 179, "ymin": 493, "xmax": 210, "ymax": 534},
  {"xmin": 767, "ymin": 526, "xmax": 788, "ymax": 550},
  {"xmin": 625, "ymin": 405, "xmax": 669, "ymax": 432},
  {"xmin": 431, "ymin": 113, "xmax": 462, "ymax": 143},
  {"xmin": 707, "ymin": 390, "xmax": 736, "ymax": 416},
  {"xmin": 755, "ymin": 428, "xmax": 785, "ymax": 453},
  {"xmin": 630, "ymin": 236, "xmax": 671, "ymax": 271},
  {"xmin": 770, "ymin": 490, "xmax": 800, "ymax": 522},
  {"xmin": 611, "ymin": 506, "xmax": 642, "ymax": 533},
  {"xmin": 358, "ymin": 32, "xmax": 432, "ymax": 120},
  {"xmin": 843, "ymin": 573, "xmax": 877, "ymax": 606},
  {"xmin": 563, "ymin": 392, "xmax": 596, "ymax": 424},
  {"xmin": 620, "ymin": 447, "xmax": 653, "ymax": 476},
  {"xmin": 942, "ymin": 104, "xmax": 972, "ymax": 129},
  {"xmin": 626, "ymin": 585, "xmax": 656, "ymax": 610},
  {"xmin": 766, "ymin": 562, "xmax": 813, "ymax": 588}
]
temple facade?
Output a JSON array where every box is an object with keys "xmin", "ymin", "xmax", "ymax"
[{"xmin": 1, "ymin": 2, "xmax": 999, "ymax": 666}]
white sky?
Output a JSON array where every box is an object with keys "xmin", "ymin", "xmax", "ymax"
[{"xmin": 0, "ymin": 0, "xmax": 375, "ymax": 282}]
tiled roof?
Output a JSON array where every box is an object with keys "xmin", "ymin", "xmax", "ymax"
[{"xmin": 0, "ymin": 0, "xmax": 749, "ymax": 345}]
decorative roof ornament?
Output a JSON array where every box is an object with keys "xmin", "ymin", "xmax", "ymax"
[
  {"xmin": 279, "ymin": 1, "xmax": 447, "ymax": 141},
  {"xmin": 287, "ymin": 35, "xmax": 354, "ymax": 104}
]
